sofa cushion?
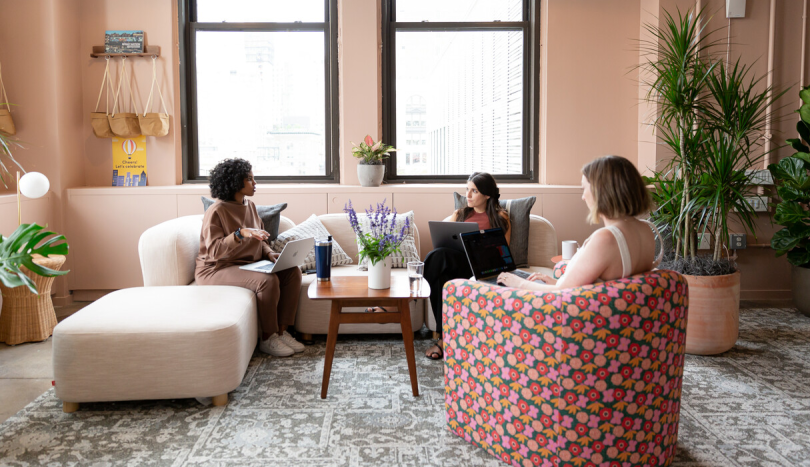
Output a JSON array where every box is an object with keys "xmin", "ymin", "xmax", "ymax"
[
  {"xmin": 453, "ymin": 193, "xmax": 536, "ymax": 267},
  {"xmin": 53, "ymin": 285, "xmax": 257, "ymax": 403},
  {"xmin": 202, "ymin": 196, "xmax": 287, "ymax": 240},
  {"xmin": 269, "ymin": 214, "xmax": 352, "ymax": 269},
  {"xmin": 354, "ymin": 210, "xmax": 420, "ymax": 269}
]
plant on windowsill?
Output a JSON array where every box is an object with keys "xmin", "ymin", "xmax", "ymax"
[
  {"xmin": 768, "ymin": 85, "xmax": 810, "ymax": 316},
  {"xmin": 351, "ymin": 135, "xmax": 397, "ymax": 187},
  {"xmin": 344, "ymin": 198, "xmax": 409, "ymax": 289},
  {"xmin": 640, "ymin": 8, "xmax": 786, "ymax": 355}
]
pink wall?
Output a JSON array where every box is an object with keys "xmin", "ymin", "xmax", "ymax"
[{"xmin": 0, "ymin": 0, "xmax": 806, "ymax": 301}]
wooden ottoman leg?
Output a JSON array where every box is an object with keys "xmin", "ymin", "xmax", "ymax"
[
  {"xmin": 62, "ymin": 402, "xmax": 79, "ymax": 413},
  {"xmin": 212, "ymin": 393, "xmax": 228, "ymax": 406},
  {"xmin": 300, "ymin": 333, "xmax": 313, "ymax": 342}
]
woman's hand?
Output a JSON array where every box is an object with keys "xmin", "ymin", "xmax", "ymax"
[
  {"xmin": 265, "ymin": 251, "xmax": 279, "ymax": 262},
  {"xmin": 527, "ymin": 272, "xmax": 556, "ymax": 285},
  {"xmin": 240, "ymin": 228, "xmax": 270, "ymax": 241},
  {"xmin": 496, "ymin": 272, "xmax": 526, "ymax": 288}
]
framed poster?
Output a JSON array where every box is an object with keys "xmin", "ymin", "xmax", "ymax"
[
  {"xmin": 112, "ymin": 136, "xmax": 147, "ymax": 187},
  {"xmin": 105, "ymin": 30, "xmax": 145, "ymax": 54}
]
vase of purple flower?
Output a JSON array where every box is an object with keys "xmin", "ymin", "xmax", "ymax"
[{"xmin": 344, "ymin": 199, "xmax": 410, "ymax": 290}]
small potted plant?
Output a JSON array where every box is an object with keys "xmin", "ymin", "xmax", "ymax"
[
  {"xmin": 769, "ymin": 85, "xmax": 810, "ymax": 316},
  {"xmin": 351, "ymin": 135, "xmax": 397, "ymax": 187},
  {"xmin": 344, "ymin": 199, "xmax": 409, "ymax": 289}
]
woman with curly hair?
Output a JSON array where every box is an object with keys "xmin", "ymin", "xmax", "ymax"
[{"xmin": 195, "ymin": 158, "xmax": 304, "ymax": 357}]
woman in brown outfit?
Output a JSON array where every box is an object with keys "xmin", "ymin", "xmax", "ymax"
[{"xmin": 195, "ymin": 158, "xmax": 304, "ymax": 357}]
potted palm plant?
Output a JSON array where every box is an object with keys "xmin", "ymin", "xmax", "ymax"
[
  {"xmin": 351, "ymin": 135, "xmax": 397, "ymax": 187},
  {"xmin": 769, "ymin": 86, "xmax": 810, "ymax": 316},
  {"xmin": 641, "ymin": 8, "xmax": 785, "ymax": 355}
]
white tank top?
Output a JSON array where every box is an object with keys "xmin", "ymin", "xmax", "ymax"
[{"xmin": 584, "ymin": 221, "xmax": 664, "ymax": 278}]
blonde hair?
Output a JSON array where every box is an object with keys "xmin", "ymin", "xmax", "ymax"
[{"xmin": 582, "ymin": 155, "xmax": 651, "ymax": 224}]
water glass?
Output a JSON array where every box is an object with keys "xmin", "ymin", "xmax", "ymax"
[{"xmin": 407, "ymin": 261, "xmax": 425, "ymax": 295}]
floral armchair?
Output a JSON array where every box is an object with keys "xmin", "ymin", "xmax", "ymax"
[{"xmin": 443, "ymin": 268, "xmax": 688, "ymax": 467}]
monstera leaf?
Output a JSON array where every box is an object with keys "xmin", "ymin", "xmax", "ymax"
[{"xmin": 0, "ymin": 223, "xmax": 69, "ymax": 294}]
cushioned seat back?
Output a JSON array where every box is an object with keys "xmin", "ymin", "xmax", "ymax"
[
  {"xmin": 139, "ymin": 214, "xmax": 294, "ymax": 286},
  {"xmin": 317, "ymin": 213, "xmax": 420, "ymax": 262},
  {"xmin": 527, "ymin": 215, "xmax": 558, "ymax": 268}
]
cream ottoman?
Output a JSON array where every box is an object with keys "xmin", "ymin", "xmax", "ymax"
[{"xmin": 53, "ymin": 285, "xmax": 257, "ymax": 412}]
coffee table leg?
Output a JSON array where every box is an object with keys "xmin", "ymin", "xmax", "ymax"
[
  {"xmin": 399, "ymin": 298, "xmax": 419, "ymax": 397},
  {"xmin": 321, "ymin": 301, "xmax": 342, "ymax": 399}
]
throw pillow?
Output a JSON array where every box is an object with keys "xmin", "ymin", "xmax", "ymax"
[
  {"xmin": 356, "ymin": 210, "xmax": 420, "ymax": 269},
  {"xmin": 453, "ymin": 193, "xmax": 536, "ymax": 267},
  {"xmin": 269, "ymin": 214, "xmax": 352, "ymax": 269},
  {"xmin": 202, "ymin": 196, "xmax": 287, "ymax": 241}
]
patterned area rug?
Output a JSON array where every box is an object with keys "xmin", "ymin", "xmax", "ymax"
[{"xmin": 0, "ymin": 308, "xmax": 808, "ymax": 466}]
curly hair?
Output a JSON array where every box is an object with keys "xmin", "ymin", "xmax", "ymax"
[{"xmin": 208, "ymin": 158, "xmax": 252, "ymax": 201}]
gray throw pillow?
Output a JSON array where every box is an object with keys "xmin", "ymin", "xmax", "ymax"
[
  {"xmin": 201, "ymin": 196, "xmax": 287, "ymax": 241},
  {"xmin": 453, "ymin": 192, "xmax": 536, "ymax": 267}
]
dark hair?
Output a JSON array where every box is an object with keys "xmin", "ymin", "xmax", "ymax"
[
  {"xmin": 581, "ymin": 155, "xmax": 651, "ymax": 224},
  {"xmin": 209, "ymin": 158, "xmax": 252, "ymax": 201},
  {"xmin": 459, "ymin": 172, "xmax": 508, "ymax": 230}
]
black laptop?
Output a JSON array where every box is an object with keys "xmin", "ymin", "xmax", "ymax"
[{"xmin": 459, "ymin": 228, "xmax": 532, "ymax": 285}]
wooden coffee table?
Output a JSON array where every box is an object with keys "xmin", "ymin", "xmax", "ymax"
[{"xmin": 307, "ymin": 275, "xmax": 430, "ymax": 399}]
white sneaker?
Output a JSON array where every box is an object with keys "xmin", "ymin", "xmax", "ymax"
[
  {"xmin": 259, "ymin": 335, "xmax": 294, "ymax": 357},
  {"xmin": 280, "ymin": 331, "xmax": 305, "ymax": 353}
]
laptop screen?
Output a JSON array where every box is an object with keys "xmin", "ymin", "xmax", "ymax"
[{"xmin": 460, "ymin": 228, "xmax": 517, "ymax": 279}]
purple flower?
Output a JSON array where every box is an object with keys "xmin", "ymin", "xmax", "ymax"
[{"xmin": 344, "ymin": 198, "xmax": 408, "ymax": 265}]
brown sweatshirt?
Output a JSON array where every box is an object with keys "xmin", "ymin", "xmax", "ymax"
[{"xmin": 195, "ymin": 199, "xmax": 274, "ymax": 275}]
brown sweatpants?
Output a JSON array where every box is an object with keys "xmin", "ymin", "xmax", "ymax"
[{"xmin": 196, "ymin": 265, "xmax": 303, "ymax": 339}]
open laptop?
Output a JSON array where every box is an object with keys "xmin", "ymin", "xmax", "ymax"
[
  {"xmin": 429, "ymin": 221, "xmax": 480, "ymax": 252},
  {"xmin": 239, "ymin": 237, "xmax": 314, "ymax": 274},
  {"xmin": 459, "ymin": 228, "xmax": 534, "ymax": 285}
]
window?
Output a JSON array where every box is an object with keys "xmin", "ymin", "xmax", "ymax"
[
  {"xmin": 179, "ymin": 0, "xmax": 339, "ymax": 182},
  {"xmin": 382, "ymin": 0, "xmax": 539, "ymax": 182}
]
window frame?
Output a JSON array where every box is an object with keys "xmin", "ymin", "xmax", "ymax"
[
  {"xmin": 178, "ymin": 0, "xmax": 340, "ymax": 183},
  {"xmin": 381, "ymin": 0, "xmax": 540, "ymax": 183}
]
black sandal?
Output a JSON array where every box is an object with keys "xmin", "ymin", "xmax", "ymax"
[
  {"xmin": 425, "ymin": 343, "xmax": 443, "ymax": 360},
  {"xmin": 364, "ymin": 306, "xmax": 388, "ymax": 313}
]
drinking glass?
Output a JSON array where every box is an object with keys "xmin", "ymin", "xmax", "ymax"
[{"xmin": 407, "ymin": 261, "xmax": 425, "ymax": 295}]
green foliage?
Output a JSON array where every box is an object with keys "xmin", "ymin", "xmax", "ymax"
[
  {"xmin": 642, "ymin": 7, "xmax": 785, "ymax": 269},
  {"xmin": 768, "ymin": 86, "xmax": 810, "ymax": 268},
  {"xmin": 0, "ymin": 223, "xmax": 69, "ymax": 294},
  {"xmin": 0, "ymin": 106, "xmax": 24, "ymax": 189},
  {"xmin": 350, "ymin": 135, "xmax": 397, "ymax": 165}
]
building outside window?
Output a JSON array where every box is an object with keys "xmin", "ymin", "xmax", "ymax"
[
  {"xmin": 383, "ymin": 0, "xmax": 539, "ymax": 182},
  {"xmin": 180, "ymin": 0, "xmax": 339, "ymax": 182}
]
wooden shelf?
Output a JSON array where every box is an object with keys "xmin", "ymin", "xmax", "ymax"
[{"xmin": 91, "ymin": 45, "xmax": 160, "ymax": 58}]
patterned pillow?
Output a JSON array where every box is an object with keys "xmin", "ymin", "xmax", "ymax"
[
  {"xmin": 356, "ymin": 210, "xmax": 420, "ymax": 269},
  {"xmin": 269, "ymin": 214, "xmax": 352, "ymax": 269}
]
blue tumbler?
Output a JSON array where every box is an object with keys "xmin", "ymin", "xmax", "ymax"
[{"xmin": 315, "ymin": 236, "xmax": 332, "ymax": 282}]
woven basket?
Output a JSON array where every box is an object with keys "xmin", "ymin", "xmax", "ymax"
[{"xmin": 0, "ymin": 255, "xmax": 66, "ymax": 345}]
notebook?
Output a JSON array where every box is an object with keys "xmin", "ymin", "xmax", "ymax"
[
  {"xmin": 459, "ymin": 228, "xmax": 536, "ymax": 285},
  {"xmin": 239, "ymin": 237, "xmax": 314, "ymax": 274}
]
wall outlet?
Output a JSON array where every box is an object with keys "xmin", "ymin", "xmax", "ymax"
[
  {"xmin": 698, "ymin": 233, "xmax": 711, "ymax": 250},
  {"xmin": 730, "ymin": 233, "xmax": 746, "ymax": 249}
]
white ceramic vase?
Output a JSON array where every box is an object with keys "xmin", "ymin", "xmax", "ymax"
[
  {"xmin": 357, "ymin": 163, "xmax": 385, "ymax": 187},
  {"xmin": 368, "ymin": 257, "xmax": 392, "ymax": 289}
]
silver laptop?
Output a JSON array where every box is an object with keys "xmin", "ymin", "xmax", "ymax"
[
  {"xmin": 429, "ymin": 221, "xmax": 479, "ymax": 252},
  {"xmin": 239, "ymin": 237, "xmax": 314, "ymax": 274}
]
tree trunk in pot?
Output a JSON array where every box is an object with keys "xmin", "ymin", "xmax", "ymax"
[
  {"xmin": 357, "ymin": 164, "xmax": 384, "ymax": 187},
  {"xmin": 792, "ymin": 265, "xmax": 810, "ymax": 317},
  {"xmin": 684, "ymin": 271, "xmax": 740, "ymax": 355}
]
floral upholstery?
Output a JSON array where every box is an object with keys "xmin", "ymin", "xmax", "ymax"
[
  {"xmin": 443, "ymin": 270, "xmax": 689, "ymax": 467},
  {"xmin": 552, "ymin": 260, "xmax": 569, "ymax": 280}
]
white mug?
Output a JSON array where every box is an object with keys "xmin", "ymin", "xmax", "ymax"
[{"xmin": 562, "ymin": 240, "xmax": 580, "ymax": 260}]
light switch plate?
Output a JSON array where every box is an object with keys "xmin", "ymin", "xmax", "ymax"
[{"xmin": 726, "ymin": 0, "xmax": 746, "ymax": 18}]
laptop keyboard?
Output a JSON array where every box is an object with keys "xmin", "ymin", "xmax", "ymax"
[
  {"xmin": 257, "ymin": 263, "xmax": 275, "ymax": 271},
  {"xmin": 478, "ymin": 269, "xmax": 532, "ymax": 285}
]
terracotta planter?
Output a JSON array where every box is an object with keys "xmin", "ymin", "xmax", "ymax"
[
  {"xmin": 792, "ymin": 265, "xmax": 810, "ymax": 317},
  {"xmin": 683, "ymin": 271, "xmax": 740, "ymax": 356}
]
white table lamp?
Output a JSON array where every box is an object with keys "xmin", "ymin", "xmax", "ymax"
[{"xmin": 17, "ymin": 171, "xmax": 50, "ymax": 225}]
